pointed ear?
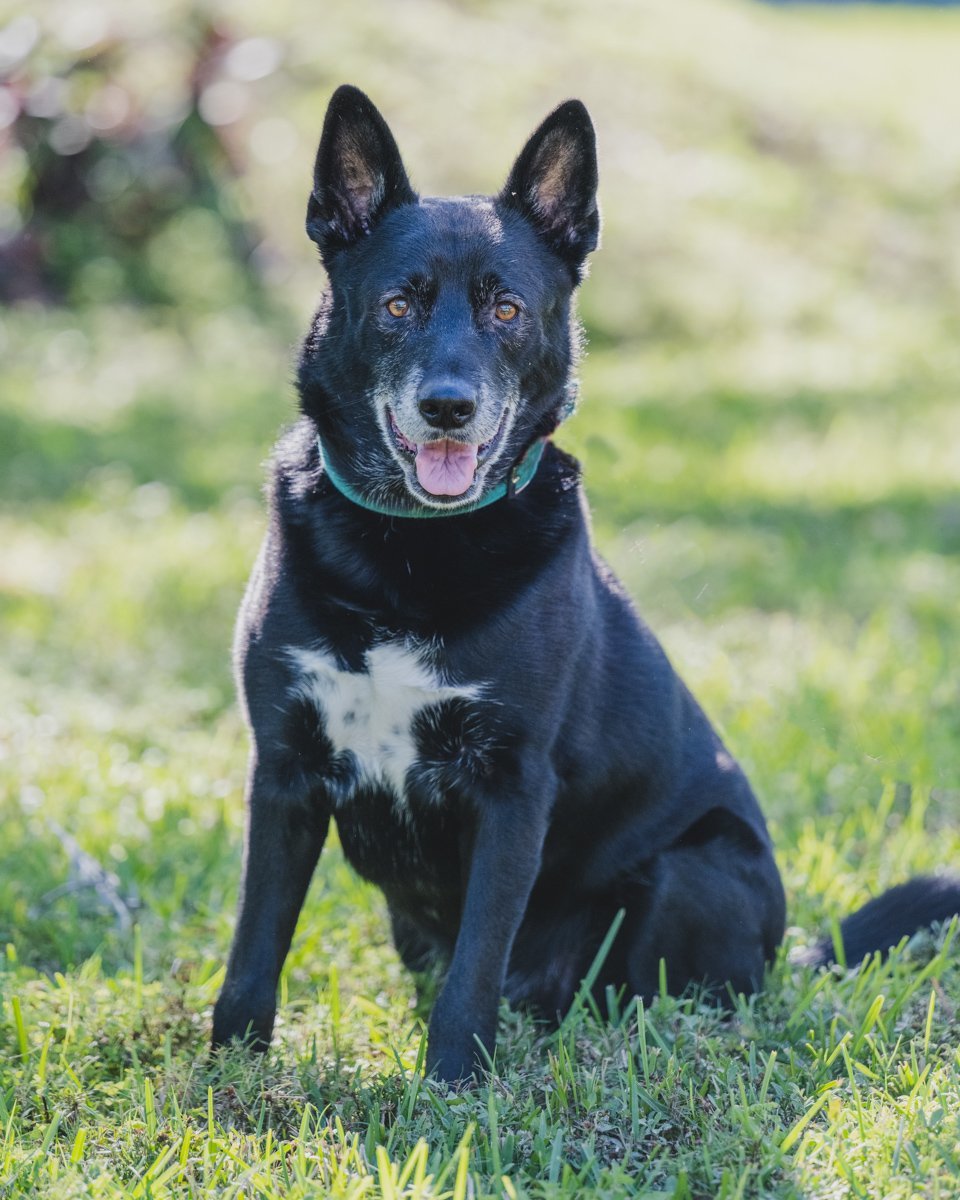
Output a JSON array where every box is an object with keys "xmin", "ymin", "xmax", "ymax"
[
  {"xmin": 307, "ymin": 85, "xmax": 417, "ymax": 259},
  {"xmin": 499, "ymin": 100, "xmax": 600, "ymax": 277}
]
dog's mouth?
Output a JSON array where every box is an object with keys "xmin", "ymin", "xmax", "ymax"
[{"xmin": 387, "ymin": 408, "xmax": 508, "ymax": 497}]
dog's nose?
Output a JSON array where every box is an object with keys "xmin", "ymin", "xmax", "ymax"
[{"xmin": 417, "ymin": 396, "xmax": 477, "ymax": 431}]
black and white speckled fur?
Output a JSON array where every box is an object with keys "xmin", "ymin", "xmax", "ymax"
[{"xmin": 211, "ymin": 87, "xmax": 960, "ymax": 1082}]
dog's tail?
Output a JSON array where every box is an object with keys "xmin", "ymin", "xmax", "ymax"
[{"xmin": 795, "ymin": 874, "xmax": 960, "ymax": 968}]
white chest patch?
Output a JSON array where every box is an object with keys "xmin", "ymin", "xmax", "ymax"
[{"xmin": 287, "ymin": 641, "xmax": 481, "ymax": 801}]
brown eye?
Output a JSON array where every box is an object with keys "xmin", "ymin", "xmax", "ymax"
[
  {"xmin": 386, "ymin": 297, "xmax": 410, "ymax": 318},
  {"xmin": 495, "ymin": 301, "xmax": 519, "ymax": 322}
]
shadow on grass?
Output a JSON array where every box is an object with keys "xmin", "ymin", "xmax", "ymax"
[
  {"xmin": 0, "ymin": 394, "xmax": 281, "ymax": 512},
  {"xmin": 583, "ymin": 379, "xmax": 935, "ymax": 442}
]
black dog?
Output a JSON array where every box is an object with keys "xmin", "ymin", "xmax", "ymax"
[{"xmin": 212, "ymin": 86, "xmax": 960, "ymax": 1081}]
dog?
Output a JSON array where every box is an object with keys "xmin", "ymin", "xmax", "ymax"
[{"xmin": 211, "ymin": 85, "xmax": 960, "ymax": 1082}]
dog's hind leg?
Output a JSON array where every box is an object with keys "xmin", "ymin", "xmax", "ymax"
[
  {"xmin": 619, "ymin": 810, "xmax": 786, "ymax": 1003},
  {"xmin": 389, "ymin": 906, "xmax": 442, "ymax": 974}
]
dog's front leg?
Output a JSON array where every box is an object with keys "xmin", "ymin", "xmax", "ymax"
[
  {"xmin": 212, "ymin": 768, "xmax": 329, "ymax": 1052},
  {"xmin": 426, "ymin": 776, "xmax": 551, "ymax": 1082}
]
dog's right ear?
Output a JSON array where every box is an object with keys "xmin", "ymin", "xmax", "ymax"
[{"xmin": 307, "ymin": 85, "xmax": 417, "ymax": 260}]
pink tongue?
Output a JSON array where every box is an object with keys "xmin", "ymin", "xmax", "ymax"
[{"xmin": 415, "ymin": 440, "xmax": 480, "ymax": 496}]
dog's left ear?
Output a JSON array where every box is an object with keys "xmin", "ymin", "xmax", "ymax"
[
  {"xmin": 307, "ymin": 85, "xmax": 417, "ymax": 261},
  {"xmin": 499, "ymin": 100, "xmax": 600, "ymax": 278}
]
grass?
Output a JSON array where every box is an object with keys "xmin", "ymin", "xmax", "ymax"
[{"xmin": 2, "ymin": 0, "xmax": 960, "ymax": 1195}]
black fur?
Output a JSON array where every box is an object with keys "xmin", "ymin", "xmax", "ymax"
[
  {"xmin": 796, "ymin": 875, "xmax": 960, "ymax": 969},
  {"xmin": 212, "ymin": 86, "xmax": 960, "ymax": 1081}
]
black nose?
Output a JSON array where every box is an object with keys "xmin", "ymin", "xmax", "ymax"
[{"xmin": 417, "ymin": 396, "xmax": 476, "ymax": 431}]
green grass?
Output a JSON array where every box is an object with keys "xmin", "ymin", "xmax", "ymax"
[{"xmin": 3, "ymin": 0, "xmax": 960, "ymax": 1195}]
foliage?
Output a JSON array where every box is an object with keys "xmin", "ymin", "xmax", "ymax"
[
  {"xmin": 0, "ymin": 6, "xmax": 276, "ymax": 306},
  {"xmin": 2, "ymin": 0, "xmax": 960, "ymax": 1196}
]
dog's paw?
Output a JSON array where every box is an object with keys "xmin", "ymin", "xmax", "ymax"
[
  {"xmin": 211, "ymin": 988, "xmax": 276, "ymax": 1054},
  {"xmin": 425, "ymin": 1048, "xmax": 479, "ymax": 1086},
  {"xmin": 424, "ymin": 1030, "xmax": 493, "ymax": 1085}
]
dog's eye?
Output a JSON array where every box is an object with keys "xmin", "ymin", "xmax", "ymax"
[
  {"xmin": 495, "ymin": 301, "xmax": 519, "ymax": 322},
  {"xmin": 386, "ymin": 297, "xmax": 410, "ymax": 318}
]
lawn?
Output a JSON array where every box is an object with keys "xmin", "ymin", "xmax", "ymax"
[{"xmin": 1, "ymin": 0, "xmax": 960, "ymax": 1196}]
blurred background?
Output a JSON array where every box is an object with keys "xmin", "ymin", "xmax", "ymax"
[{"xmin": 1, "ymin": 0, "xmax": 959, "ymax": 974}]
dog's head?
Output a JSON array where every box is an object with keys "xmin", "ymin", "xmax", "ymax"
[{"xmin": 298, "ymin": 85, "xmax": 599, "ymax": 513}]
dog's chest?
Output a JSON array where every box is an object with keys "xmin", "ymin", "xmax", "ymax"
[{"xmin": 287, "ymin": 640, "xmax": 484, "ymax": 805}]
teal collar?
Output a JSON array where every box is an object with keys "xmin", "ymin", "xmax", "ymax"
[{"xmin": 317, "ymin": 434, "xmax": 548, "ymax": 518}]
